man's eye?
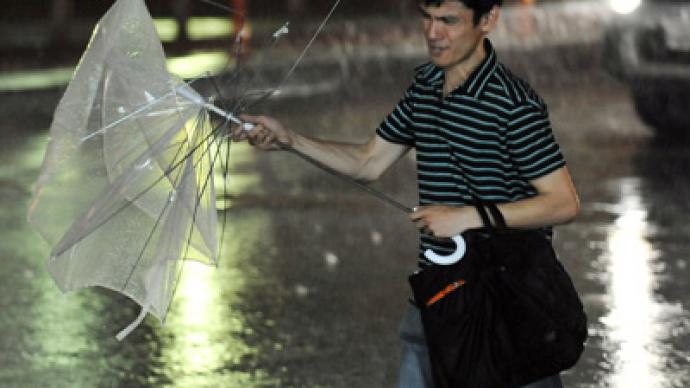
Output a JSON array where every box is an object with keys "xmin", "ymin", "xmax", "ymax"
[{"xmin": 441, "ymin": 17, "xmax": 460, "ymax": 25}]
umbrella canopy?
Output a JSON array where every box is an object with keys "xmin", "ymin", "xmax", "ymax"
[{"xmin": 28, "ymin": 0, "xmax": 221, "ymax": 339}]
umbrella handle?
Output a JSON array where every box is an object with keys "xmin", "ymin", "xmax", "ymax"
[{"xmin": 424, "ymin": 234, "xmax": 466, "ymax": 265}]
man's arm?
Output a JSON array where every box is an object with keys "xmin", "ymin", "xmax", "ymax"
[
  {"xmin": 495, "ymin": 166, "xmax": 579, "ymax": 228},
  {"xmin": 236, "ymin": 114, "xmax": 411, "ymax": 182},
  {"xmin": 411, "ymin": 166, "xmax": 579, "ymax": 237}
]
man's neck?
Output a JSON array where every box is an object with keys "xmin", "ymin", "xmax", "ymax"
[{"xmin": 443, "ymin": 38, "xmax": 487, "ymax": 97}]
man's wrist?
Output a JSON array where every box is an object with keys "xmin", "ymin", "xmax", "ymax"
[{"xmin": 464, "ymin": 205, "xmax": 487, "ymax": 230}]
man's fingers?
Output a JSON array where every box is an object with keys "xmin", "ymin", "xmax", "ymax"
[
  {"xmin": 231, "ymin": 123, "xmax": 251, "ymax": 141},
  {"xmin": 410, "ymin": 208, "xmax": 436, "ymax": 235},
  {"xmin": 236, "ymin": 114, "xmax": 290, "ymax": 149},
  {"xmin": 413, "ymin": 215, "xmax": 429, "ymax": 229},
  {"xmin": 258, "ymin": 133, "xmax": 275, "ymax": 149},
  {"xmin": 239, "ymin": 113, "xmax": 260, "ymax": 124},
  {"xmin": 240, "ymin": 114, "xmax": 273, "ymax": 129},
  {"xmin": 409, "ymin": 207, "xmax": 427, "ymax": 221}
]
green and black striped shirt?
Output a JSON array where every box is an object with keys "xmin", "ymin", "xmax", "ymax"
[{"xmin": 376, "ymin": 39, "xmax": 565, "ymax": 265}]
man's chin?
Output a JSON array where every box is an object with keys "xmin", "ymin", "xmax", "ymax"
[{"xmin": 429, "ymin": 57, "xmax": 449, "ymax": 68}]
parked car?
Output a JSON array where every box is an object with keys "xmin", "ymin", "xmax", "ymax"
[{"xmin": 603, "ymin": 0, "xmax": 690, "ymax": 134}]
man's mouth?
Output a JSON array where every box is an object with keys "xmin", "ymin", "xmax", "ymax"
[{"xmin": 429, "ymin": 46, "xmax": 446, "ymax": 56}]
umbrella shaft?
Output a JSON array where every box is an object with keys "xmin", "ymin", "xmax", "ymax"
[
  {"xmin": 178, "ymin": 90, "xmax": 413, "ymax": 215},
  {"xmin": 279, "ymin": 143, "xmax": 413, "ymax": 215},
  {"xmin": 176, "ymin": 85, "xmax": 245, "ymax": 126}
]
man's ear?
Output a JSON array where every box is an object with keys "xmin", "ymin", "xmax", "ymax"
[{"xmin": 481, "ymin": 6, "xmax": 501, "ymax": 33}]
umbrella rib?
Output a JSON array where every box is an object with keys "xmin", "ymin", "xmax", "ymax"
[
  {"xmin": 230, "ymin": 34, "xmax": 284, "ymax": 114},
  {"xmin": 244, "ymin": 0, "xmax": 342, "ymax": 111},
  {"xmin": 166, "ymin": 117, "xmax": 231, "ymax": 320},
  {"xmin": 106, "ymin": 90, "xmax": 184, "ymax": 188},
  {"xmin": 191, "ymin": 76, "xmax": 236, "ymax": 271},
  {"xmin": 180, "ymin": 114, "xmax": 226, "ymax": 266},
  {"xmin": 52, "ymin": 106, "xmax": 231, "ymax": 258},
  {"xmin": 217, "ymin": 128, "xmax": 232, "ymax": 260},
  {"xmin": 122, "ymin": 110, "xmax": 230, "ymax": 298},
  {"xmin": 197, "ymin": 0, "xmax": 251, "ymax": 107},
  {"xmin": 80, "ymin": 77, "xmax": 205, "ymax": 143},
  {"xmin": 206, "ymin": 76, "xmax": 234, "ymax": 263},
  {"xmin": 120, "ymin": 110, "xmax": 209, "ymax": 292}
]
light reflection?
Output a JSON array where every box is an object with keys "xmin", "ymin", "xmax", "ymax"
[
  {"xmin": 20, "ymin": 132, "xmax": 105, "ymax": 381},
  {"xmin": 601, "ymin": 178, "xmax": 664, "ymax": 387},
  {"xmin": 24, "ymin": 243, "xmax": 106, "ymax": 384},
  {"xmin": 159, "ymin": 148, "xmax": 274, "ymax": 385},
  {"xmin": 0, "ymin": 51, "xmax": 232, "ymax": 92},
  {"xmin": 214, "ymin": 143, "xmax": 263, "ymax": 200},
  {"xmin": 153, "ymin": 17, "xmax": 235, "ymax": 42},
  {"xmin": 160, "ymin": 259, "xmax": 245, "ymax": 382},
  {"xmin": 152, "ymin": 18, "xmax": 179, "ymax": 42},
  {"xmin": 609, "ymin": 0, "xmax": 641, "ymax": 15},
  {"xmin": 0, "ymin": 67, "xmax": 74, "ymax": 92},
  {"xmin": 186, "ymin": 17, "xmax": 234, "ymax": 41},
  {"xmin": 166, "ymin": 51, "xmax": 231, "ymax": 79}
]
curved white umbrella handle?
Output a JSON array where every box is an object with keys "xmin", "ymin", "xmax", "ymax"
[{"xmin": 424, "ymin": 234, "xmax": 466, "ymax": 265}]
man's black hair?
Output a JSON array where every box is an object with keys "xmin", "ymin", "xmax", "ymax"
[{"xmin": 419, "ymin": 0, "xmax": 503, "ymax": 25}]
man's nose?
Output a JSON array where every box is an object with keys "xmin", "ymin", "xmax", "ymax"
[{"xmin": 425, "ymin": 20, "xmax": 442, "ymax": 40}]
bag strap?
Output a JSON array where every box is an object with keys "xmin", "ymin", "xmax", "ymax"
[
  {"xmin": 486, "ymin": 203, "xmax": 507, "ymax": 230},
  {"xmin": 474, "ymin": 203, "xmax": 494, "ymax": 230}
]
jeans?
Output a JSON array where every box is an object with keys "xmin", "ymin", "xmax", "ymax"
[{"xmin": 396, "ymin": 304, "xmax": 563, "ymax": 388}]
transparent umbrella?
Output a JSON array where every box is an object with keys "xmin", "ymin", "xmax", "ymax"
[
  {"xmin": 28, "ymin": 0, "xmax": 355, "ymax": 340},
  {"xmin": 27, "ymin": 0, "xmax": 237, "ymax": 339},
  {"xmin": 27, "ymin": 0, "xmax": 462, "ymax": 341}
]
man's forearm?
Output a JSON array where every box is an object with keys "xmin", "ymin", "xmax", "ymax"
[
  {"xmin": 237, "ymin": 114, "xmax": 409, "ymax": 184},
  {"xmin": 495, "ymin": 167, "xmax": 580, "ymax": 229},
  {"xmin": 289, "ymin": 132, "xmax": 410, "ymax": 183},
  {"xmin": 495, "ymin": 193, "xmax": 579, "ymax": 229},
  {"xmin": 290, "ymin": 133, "xmax": 378, "ymax": 182}
]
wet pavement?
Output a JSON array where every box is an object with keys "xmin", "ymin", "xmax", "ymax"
[{"xmin": 2, "ymin": 3, "xmax": 690, "ymax": 388}]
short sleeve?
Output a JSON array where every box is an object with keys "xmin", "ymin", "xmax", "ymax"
[
  {"xmin": 375, "ymin": 86, "xmax": 415, "ymax": 147},
  {"xmin": 507, "ymin": 101, "xmax": 565, "ymax": 180}
]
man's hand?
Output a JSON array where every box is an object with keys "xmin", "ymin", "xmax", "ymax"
[
  {"xmin": 232, "ymin": 114, "xmax": 293, "ymax": 150},
  {"xmin": 410, "ymin": 205, "xmax": 482, "ymax": 238}
]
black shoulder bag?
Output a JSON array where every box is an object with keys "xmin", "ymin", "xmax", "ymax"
[{"xmin": 408, "ymin": 203, "xmax": 587, "ymax": 388}]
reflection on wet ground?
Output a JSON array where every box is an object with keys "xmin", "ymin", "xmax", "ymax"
[
  {"xmin": 1, "ymin": 57, "xmax": 689, "ymax": 387},
  {"xmin": 551, "ymin": 101, "xmax": 690, "ymax": 387}
]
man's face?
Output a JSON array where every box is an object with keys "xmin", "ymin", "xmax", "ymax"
[{"xmin": 418, "ymin": 1, "xmax": 491, "ymax": 69}]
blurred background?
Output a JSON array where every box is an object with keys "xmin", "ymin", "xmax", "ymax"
[{"xmin": 1, "ymin": 0, "xmax": 689, "ymax": 387}]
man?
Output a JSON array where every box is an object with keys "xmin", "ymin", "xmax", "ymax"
[{"xmin": 235, "ymin": 0, "xmax": 579, "ymax": 386}]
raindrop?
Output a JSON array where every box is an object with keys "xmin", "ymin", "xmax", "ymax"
[
  {"xmin": 136, "ymin": 158, "xmax": 152, "ymax": 170},
  {"xmin": 272, "ymin": 22, "xmax": 290, "ymax": 39},
  {"xmin": 371, "ymin": 230, "xmax": 383, "ymax": 246},
  {"xmin": 324, "ymin": 251, "xmax": 339, "ymax": 268},
  {"xmin": 144, "ymin": 91, "xmax": 155, "ymax": 103},
  {"xmin": 295, "ymin": 284, "xmax": 310, "ymax": 297}
]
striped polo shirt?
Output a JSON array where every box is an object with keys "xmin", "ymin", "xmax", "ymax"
[{"xmin": 376, "ymin": 39, "xmax": 565, "ymax": 265}]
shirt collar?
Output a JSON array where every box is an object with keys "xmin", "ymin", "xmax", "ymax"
[{"xmin": 418, "ymin": 39, "xmax": 498, "ymax": 99}]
